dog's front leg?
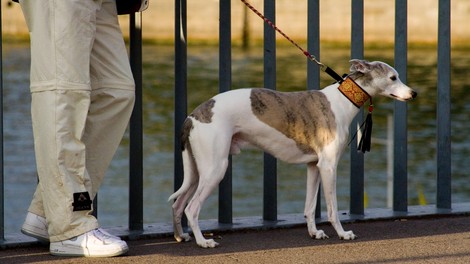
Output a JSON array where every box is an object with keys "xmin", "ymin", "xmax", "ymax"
[
  {"xmin": 318, "ymin": 160, "xmax": 357, "ymax": 240},
  {"xmin": 304, "ymin": 163, "xmax": 329, "ymax": 239}
]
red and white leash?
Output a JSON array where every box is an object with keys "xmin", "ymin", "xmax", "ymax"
[
  {"xmin": 239, "ymin": 0, "xmax": 344, "ymax": 84},
  {"xmin": 240, "ymin": 0, "xmax": 374, "ymax": 152}
]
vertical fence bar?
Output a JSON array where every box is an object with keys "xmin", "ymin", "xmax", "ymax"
[
  {"xmin": 307, "ymin": 0, "xmax": 321, "ymax": 218},
  {"xmin": 307, "ymin": 0, "xmax": 320, "ymax": 91},
  {"xmin": 218, "ymin": 0, "xmax": 233, "ymax": 224},
  {"xmin": 349, "ymin": 0, "xmax": 365, "ymax": 216},
  {"xmin": 0, "ymin": 3, "xmax": 4, "ymax": 242},
  {"xmin": 393, "ymin": 0, "xmax": 408, "ymax": 212},
  {"xmin": 436, "ymin": 0, "xmax": 451, "ymax": 209},
  {"xmin": 129, "ymin": 12, "xmax": 144, "ymax": 231},
  {"xmin": 174, "ymin": 0, "xmax": 187, "ymax": 196},
  {"xmin": 263, "ymin": 0, "xmax": 277, "ymax": 221}
]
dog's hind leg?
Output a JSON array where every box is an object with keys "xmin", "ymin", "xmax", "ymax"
[
  {"xmin": 304, "ymin": 163, "xmax": 329, "ymax": 239},
  {"xmin": 170, "ymin": 148, "xmax": 199, "ymax": 242},
  {"xmin": 172, "ymin": 183, "xmax": 198, "ymax": 242},
  {"xmin": 318, "ymin": 156, "xmax": 357, "ymax": 240},
  {"xmin": 173, "ymin": 184, "xmax": 197, "ymax": 242},
  {"xmin": 172, "ymin": 186, "xmax": 197, "ymax": 242},
  {"xmin": 185, "ymin": 158, "xmax": 228, "ymax": 248},
  {"xmin": 184, "ymin": 129, "xmax": 231, "ymax": 248}
]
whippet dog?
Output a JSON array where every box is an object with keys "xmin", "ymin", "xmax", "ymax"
[{"xmin": 169, "ymin": 59, "xmax": 417, "ymax": 248}]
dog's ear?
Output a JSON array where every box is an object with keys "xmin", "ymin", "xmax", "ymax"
[{"xmin": 349, "ymin": 59, "xmax": 372, "ymax": 74}]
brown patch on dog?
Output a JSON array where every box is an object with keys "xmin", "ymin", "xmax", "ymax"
[
  {"xmin": 250, "ymin": 89, "xmax": 336, "ymax": 153},
  {"xmin": 181, "ymin": 99, "xmax": 215, "ymax": 151},
  {"xmin": 190, "ymin": 99, "xmax": 215, "ymax": 123},
  {"xmin": 181, "ymin": 118, "xmax": 193, "ymax": 151}
]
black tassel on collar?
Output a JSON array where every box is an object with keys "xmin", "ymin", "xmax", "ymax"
[
  {"xmin": 338, "ymin": 78, "xmax": 374, "ymax": 153},
  {"xmin": 357, "ymin": 103, "xmax": 374, "ymax": 153}
]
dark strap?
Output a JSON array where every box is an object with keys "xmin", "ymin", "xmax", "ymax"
[{"xmin": 324, "ymin": 66, "xmax": 345, "ymax": 84}]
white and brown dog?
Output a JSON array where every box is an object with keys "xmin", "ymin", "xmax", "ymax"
[{"xmin": 169, "ymin": 59, "xmax": 417, "ymax": 248}]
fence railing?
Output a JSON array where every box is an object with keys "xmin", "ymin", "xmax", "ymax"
[
  {"xmin": 0, "ymin": 0, "xmax": 4, "ymax": 245},
  {"xmin": 172, "ymin": 0, "xmax": 460, "ymax": 225},
  {"xmin": 1, "ymin": 0, "xmax": 468, "ymax": 248}
]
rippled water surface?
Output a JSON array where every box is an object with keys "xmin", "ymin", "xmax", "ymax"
[{"xmin": 3, "ymin": 43, "xmax": 469, "ymax": 233}]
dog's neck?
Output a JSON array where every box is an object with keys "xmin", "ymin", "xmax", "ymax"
[
  {"xmin": 322, "ymin": 83, "xmax": 367, "ymax": 127},
  {"xmin": 337, "ymin": 77, "xmax": 371, "ymax": 108}
]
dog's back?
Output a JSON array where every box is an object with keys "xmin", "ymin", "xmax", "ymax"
[{"xmin": 182, "ymin": 88, "xmax": 337, "ymax": 164}]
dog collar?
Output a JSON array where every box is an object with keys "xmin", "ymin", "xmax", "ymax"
[
  {"xmin": 341, "ymin": 76, "xmax": 374, "ymax": 153},
  {"xmin": 337, "ymin": 77, "xmax": 371, "ymax": 108}
]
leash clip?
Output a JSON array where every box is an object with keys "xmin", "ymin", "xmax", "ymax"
[
  {"xmin": 318, "ymin": 62, "xmax": 327, "ymax": 72},
  {"xmin": 304, "ymin": 51, "xmax": 326, "ymax": 70}
]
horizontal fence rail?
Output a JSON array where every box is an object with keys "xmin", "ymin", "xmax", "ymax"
[{"xmin": 1, "ymin": 0, "xmax": 468, "ymax": 248}]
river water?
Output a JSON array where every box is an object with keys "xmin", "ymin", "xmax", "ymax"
[{"xmin": 3, "ymin": 43, "xmax": 470, "ymax": 233}]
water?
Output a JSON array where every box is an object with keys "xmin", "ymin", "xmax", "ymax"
[{"xmin": 3, "ymin": 43, "xmax": 470, "ymax": 233}]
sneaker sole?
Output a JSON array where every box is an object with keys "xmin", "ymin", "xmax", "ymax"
[
  {"xmin": 50, "ymin": 245, "xmax": 129, "ymax": 258},
  {"xmin": 21, "ymin": 228, "xmax": 50, "ymax": 243}
]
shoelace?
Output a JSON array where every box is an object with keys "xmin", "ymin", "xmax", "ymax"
[
  {"xmin": 93, "ymin": 229, "xmax": 113, "ymax": 240},
  {"xmin": 93, "ymin": 229, "xmax": 124, "ymax": 244}
]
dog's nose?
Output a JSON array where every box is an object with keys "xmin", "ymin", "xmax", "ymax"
[{"xmin": 411, "ymin": 90, "xmax": 418, "ymax": 99}]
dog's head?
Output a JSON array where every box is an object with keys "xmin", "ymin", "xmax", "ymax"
[{"xmin": 349, "ymin": 59, "xmax": 417, "ymax": 101}]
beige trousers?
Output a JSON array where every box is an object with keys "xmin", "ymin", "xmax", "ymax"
[{"xmin": 20, "ymin": 0, "xmax": 135, "ymax": 242}]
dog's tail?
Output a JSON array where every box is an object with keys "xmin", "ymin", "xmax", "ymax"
[
  {"xmin": 168, "ymin": 118, "xmax": 195, "ymax": 202},
  {"xmin": 168, "ymin": 182, "xmax": 188, "ymax": 202},
  {"xmin": 167, "ymin": 150, "xmax": 195, "ymax": 202}
]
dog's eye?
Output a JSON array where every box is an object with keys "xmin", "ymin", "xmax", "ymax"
[{"xmin": 390, "ymin": 75, "xmax": 397, "ymax": 81}]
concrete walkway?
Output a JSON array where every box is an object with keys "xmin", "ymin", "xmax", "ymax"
[{"xmin": 1, "ymin": 215, "xmax": 469, "ymax": 264}]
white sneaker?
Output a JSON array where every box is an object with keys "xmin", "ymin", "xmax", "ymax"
[
  {"xmin": 21, "ymin": 212, "xmax": 49, "ymax": 242},
  {"xmin": 50, "ymin": 228, "xmax": 128, "ymax": 257}
]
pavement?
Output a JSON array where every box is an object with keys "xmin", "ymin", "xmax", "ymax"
[{"xmin": 0, "ymin": 215, "xmax": 469, "ymax": 264}]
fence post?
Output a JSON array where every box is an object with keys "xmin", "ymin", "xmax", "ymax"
[
  {"xmin": 129, "ymin": 11, "xmax": 144, "ymax": 231},
  {"xmin": 263, "ymin": 0, "xmax": 277, "ymax": 222},
  {"xmin": 218, "ymin": 0, "xmax": 233, "ymax": 224},
  {"xmin": 307, "ymin": 0, "xmax": 321, "ymax": 218},
  {"xmin": 349, "ymin": 0, "xmax": 365, "ymax": 216},
  {"xmin": 393, "ymin": 0, "xmax": 409, "ymax": 212},
  {"xmin": 307, "ymin": 0, "xmax": 320, "ymax": 91},
  {"xmin": 174, "ymin": 0, "xmax": 188, "ymax": 197},
  {"xmin": 0, "ymin": 2, "xmax": 4, "ymax": 242},
  {"xmin": 436, "ymin": 0, "xmax": 451, "ymax": 209}
]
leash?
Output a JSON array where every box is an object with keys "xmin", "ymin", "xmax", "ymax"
[
  {"xmin": 239, "ymin": 0, "xmax": 344, "ymax": 84},
  {"xmin": 240, "ymin": 0, "xmax": 373, "ymax": 152}
]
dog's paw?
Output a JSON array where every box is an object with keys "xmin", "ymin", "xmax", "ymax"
[
  {"xmin": 310, "ymin": 230, "xmax": 329, "ymax": 239},
  {"xmin": 339, "ymin": 231, "xmax": 357, "ymax": 240},
  {"xmin": 197, "ymin": 239, "xmax": 219, "ymax": 248},
  {"xmin": 175, "ymin": 233, "xmax": 192, "ymax": 243}
]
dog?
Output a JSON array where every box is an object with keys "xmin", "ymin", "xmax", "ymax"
[{"xmin": 169, "ymin": 59, "xmax": 417, "ymax": 248}]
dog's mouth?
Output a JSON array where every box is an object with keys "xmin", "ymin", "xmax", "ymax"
[
  {"xmin": 390, "ymin": 94, "xmax": 406, "ymax": 101},
  {"xmin": 390, "ymin": 93, "xmax": 416, "ymax": 101}
]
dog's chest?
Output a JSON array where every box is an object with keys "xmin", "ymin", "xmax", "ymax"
[{"xmin": 249, "ymin": 89, "xmax": 337, "ymax": 154}]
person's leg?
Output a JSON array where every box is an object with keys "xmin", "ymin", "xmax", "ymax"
[
  {"xmin": 20, "ymin": 0, "xmax": 101, "ymax": 242},
  {"xmin": 84, "ymin": 0, "xmax": 135, "ymax": 196},
  {"xmin": 32, "ymin": 90, "xmax": 100, "ymax": 242}
]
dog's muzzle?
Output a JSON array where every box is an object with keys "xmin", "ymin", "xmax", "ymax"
[{"xmin": 391, "ymin": 90, "xmax": 417, "ymax": 101}]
